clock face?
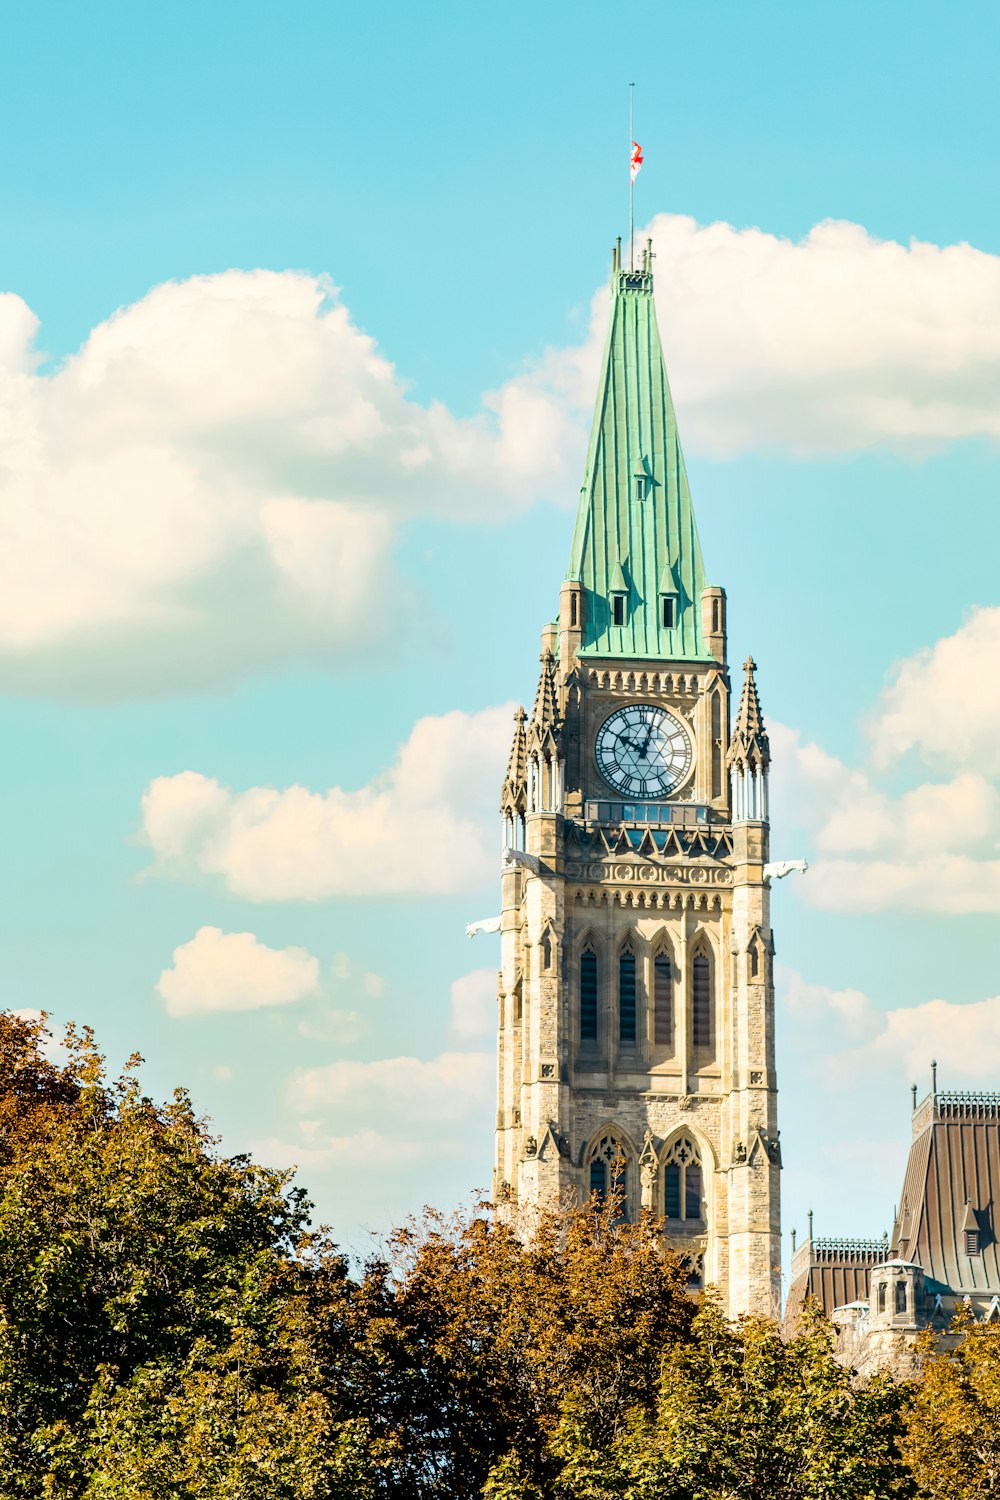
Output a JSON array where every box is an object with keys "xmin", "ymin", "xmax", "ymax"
[{"xmin": 595, "ymin": 703, "xmax": 693, "ymax": 799}]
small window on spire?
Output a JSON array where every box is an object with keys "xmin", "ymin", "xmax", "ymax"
[
  {"xmin": 966, "ymin": 1227, "xmax": 981, "ymax": 1256},
  {"xmin": 635, "ymin": 476, "xmax": 644, "ymax": 502},
  {"xmin": 612, "ymin": 595, "xmax": 625, "ymax": 628},
  {"xmin": 570, "ymin": 593, "xmax": 578, "ymax": 627},
  {"xmin": 661, "ymin": 597, "xmax": 674, "ymax": 629}
]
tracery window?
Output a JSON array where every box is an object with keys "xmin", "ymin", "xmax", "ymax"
[
  {"xmin": 662, "ymin": 1134, "xmax": 703, "ymax": 1222},
  {"xmin": 619, "ymin": 949, "xmax": 637, "ymax": 1045},
  {"xmin": 654, "ymin": 953, "xmax": 673, "ymax": 1047},
  {"xmin": 692, "ymin": 951, "xmax": 712, "ymax": 1049},
  {"xmin": 580, "ymin": 948, "xmax": 598, "ymax": 1042},
  {"xmin": 588, "ymin": 1133, "xmax": 629, "ymax": 1221}
]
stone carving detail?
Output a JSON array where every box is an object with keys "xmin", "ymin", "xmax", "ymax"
[
  {"xmin": 639, "ymin": 1128, "xmax": 659, "ymax": 1211},
  {"xmin": 524, "ymin": 1135, "xmax": 537, "ymax": 1158}
]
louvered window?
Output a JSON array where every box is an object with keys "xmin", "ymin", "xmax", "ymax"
[
  {"xmin": 654, "ymin": 954, "xmax": 673, "ymax": 1046},
  {"xmin": 619, "ymin": 950, "xmax": 636, "ymax": 1044},
  {"xmin": 692, "ymin": 953, "xmax": 712, "ymax": 1048},
  {"xmin": 612, "ymin": 594, "xmax": 625, "ymax": 627},
  {"xmin": 966, "ymin": 1229, "xmax": 981, "ymax": 1256},
  {"xmin": 580, "ymin": 949, "xmax": 598, "ymax": 1042},
  {"xmin": 661, "ymin": 597, "xmax": 674, "ymax": 628}
]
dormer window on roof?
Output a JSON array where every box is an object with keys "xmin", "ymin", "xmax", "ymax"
[
  {"xmin": 961, "ymin": 1200, "xmax": 981, "ymax": 1256},
  {"xmin": 658, "ymin": 563, "xmax": 679, "ymax": 630},
  {"xmin": 609, "ymin": 559, "xmax": 629, "ymax": 627},
  {"xmin": 633, "ymin": 462, "xmax": 647, "ymax": 503}
]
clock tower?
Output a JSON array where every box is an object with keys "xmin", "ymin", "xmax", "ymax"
[{"xmin": 495, "ymin": 239, "xmax": 780, "ymax": 1316}]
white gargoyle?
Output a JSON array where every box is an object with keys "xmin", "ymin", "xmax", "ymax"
[
  {"xmin": 763, "ymin": 859, "xmax": 808, "ymax": 880},
  {"xmin": 465, "ymin": 916, "xmax": 502, "ymax": 939}
]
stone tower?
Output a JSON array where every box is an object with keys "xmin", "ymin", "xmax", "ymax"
[{"xmin": 494, "ymin": 239, "xmax": 780, "ymax": 1316}]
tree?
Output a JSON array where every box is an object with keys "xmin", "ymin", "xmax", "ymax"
[
  {"xmin": 0, "ymin": 1011, "xmax": 358, "ymax": 1498},
  {"xmin": 346, "ymin": 1195, "xmax": 694, "ymax": 1498},
  {"xmin": 903, "ymin": 1310, "xmax": 1000, "ymax": 1498},
  {"xmin": 551, "ymin": 1298, "xmax": 913, "ymax": 1500}
]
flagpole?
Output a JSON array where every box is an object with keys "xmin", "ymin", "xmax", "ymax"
[{"xmin": 629, "ymin": 83, "xmax": 634, "ymax": 271}]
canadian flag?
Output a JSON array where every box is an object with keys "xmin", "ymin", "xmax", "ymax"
[{"xmin": 630, "ymin": 140, "xmax": 643, "ymax": 183}]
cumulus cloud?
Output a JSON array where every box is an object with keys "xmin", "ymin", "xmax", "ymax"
[
  {"xmin": 450, "ymin": 968, "xmax": 497, "ymax": 1039},
  {"xmin": 141, "ymin": 703, "xmax": 513, "ymax": 900},
  {"xmin": 2, "ymin": 218, "xmax": 999, "ymax": 695},
  {"xmin": 291, "ymin": 1051, "xmax": 493, "ymax": 1124},
  {"xmin": 610, "ymin": 215, "xmax": 1000, "ymax": 456},
  {"xmin": 156, "ymin": 925, "xmax": 320, "ymax": 1017},
  {"xmin": 870, "ymin": 607, "xmax": 1000, "ymax": 773},
  {"xmin": 779, "ymin": 965, "xmax": 1000, "ymax": 1088},
  {"xmin": 770, "ymin": 720, "xmax": 1000, "ymax": 913},
  {"xmin": 0, "ymin": 271, "xmax": 576, "ymax": 697}
]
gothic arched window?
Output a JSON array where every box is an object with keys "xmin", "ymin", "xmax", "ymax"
[
  {"xmin": 662, "ymin": 1134, "xmax": 703, "ymax": 1223},
  {"xmin": 711, "ymin": 690, "xmax": 723, "ymax": 800},
  {"xmin": 619, "ymin": 949, "xmax": 637, "ymax": 1045},
  {"xmin": 877, "ymin": 1281, "xmax": 886, "ymax": 1314},
  {"xmin": 895, "ymin": 1280, "xmax": 907, "ymax": 1315},
  {"xmin": 580, "ymin": 948, "xmax": 598, "ymax": 1043},
  {"xmin": 654, "ymin": 953, "xmax": 673, "ymax": 1047},
  {"xmin": 692, "ymin": 952, "xmax": 712, "ymax": 1049},
  {"xmin": 588, "ymin": 1133, "xmax": 629, "ymax": 1222}
]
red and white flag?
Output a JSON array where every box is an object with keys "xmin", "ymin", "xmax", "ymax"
[{"xmin": 630, "ymin": 140, "xmax": 643, "ymax": 183}]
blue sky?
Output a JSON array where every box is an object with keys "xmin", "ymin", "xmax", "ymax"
[{"xmin": 2, "ymin": 0, "xmax": 1000, "ymax": 1275}]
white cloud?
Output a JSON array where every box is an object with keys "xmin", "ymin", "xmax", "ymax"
[
  {"xmin": 779, "ymin": 965, "xmax": 1000, "ymax": 1089},
  {"xmin": 362, "ymin": 972, "xmax": 386, "ymax": 999},
  {"xmin": 450, "ymin": 968, "xmax": 497, "ymax": 1038},
  {"xmin": 870, "ymin": 607, "xmax": 1000, "ymax": 773},
  {"xmin": 0, "ymin": 271, "xmax": 576, "ymax": 697},
  {"xmin": 291, "ymin": 1051, "xmax": 493, "ymax": 1123},
  {"xmin": 770, "ymin": 721, "xmax": 1000, "ymax": 913},
  {"xmin": 296, "ymin": 1008, "xmax": 364, "ymax": 1044},
  {"xmin": 156, "ymin": 926, "xmax": 320, "ymax": 1017},
  {"xmin": 141, "ymin": 703, "xmax": 513, "ymax": 900},
  {"xmin": 2, "ymin": 219, "xmax": 999, "ymax": 695},
  {"xmin": 779, "ymin": 965, "xmax": 874, "ymax": 1033},
  {"xmin": 640, "ymin": 215, "xmax": 1000, "ymax": 456}
]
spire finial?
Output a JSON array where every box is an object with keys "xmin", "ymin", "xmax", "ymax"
[
  {"xmin": 931, "ymin": 1059, "xmax": 938, "ymax": 1096},
  {"xmin": 807, "ymin": 1208, "xmax": 814, "ymax": 1242},
  {"xmin": 728, "ymin": 656, "xmax": 770, "ymax": 773}
]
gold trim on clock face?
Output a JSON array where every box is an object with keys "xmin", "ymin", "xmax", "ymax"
[{"xmin": 595, "ymin": 703, "xmax": 693, "ymax": 798}]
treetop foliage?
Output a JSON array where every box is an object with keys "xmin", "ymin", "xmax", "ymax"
[{"xmin": 0, "ymin": 1009, "xmax": 991, "ymax": 1497}]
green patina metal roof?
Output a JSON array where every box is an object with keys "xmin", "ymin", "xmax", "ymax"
[{"xmin": 567, "ymin": 242, "xmax": 709, "ymax": 660}]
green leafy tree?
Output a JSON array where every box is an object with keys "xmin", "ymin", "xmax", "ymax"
[
  {"xmin": 903, "ymin": 1310, "xmax": 1000, "ymax": 1498},
  {"xmin": 551, "ymin": 1298, "xmax": 913, "ymax": 1500},
  {"xmin": 348, "ymin": 1195, "xmax": 693, "ymax": 1498},
  {"xmin": 0, "ymin": 1011, "xmax": 358, "ymax": 1498}
]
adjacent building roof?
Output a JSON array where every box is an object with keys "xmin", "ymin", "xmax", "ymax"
[
  {"xmin": 566, "ymin": 241, "xmax": 710, "ymax": 662},
  {"xmin": 785, "ymin": 1237, "xmax": 890, "ymax": 1323},
  {"xmin": 891, "ymin": 1090, "xmax": 1000, "ymax": 1296}
]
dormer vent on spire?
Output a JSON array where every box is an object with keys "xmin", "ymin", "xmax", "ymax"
[{"xmin": 566, "ymin": 246, "xmax": 711, "ymax": 661}]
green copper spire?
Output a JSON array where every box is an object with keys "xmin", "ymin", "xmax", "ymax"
[{"xmin": 567, "ymin": 240, "xmax": 709, "ymax": 660}]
